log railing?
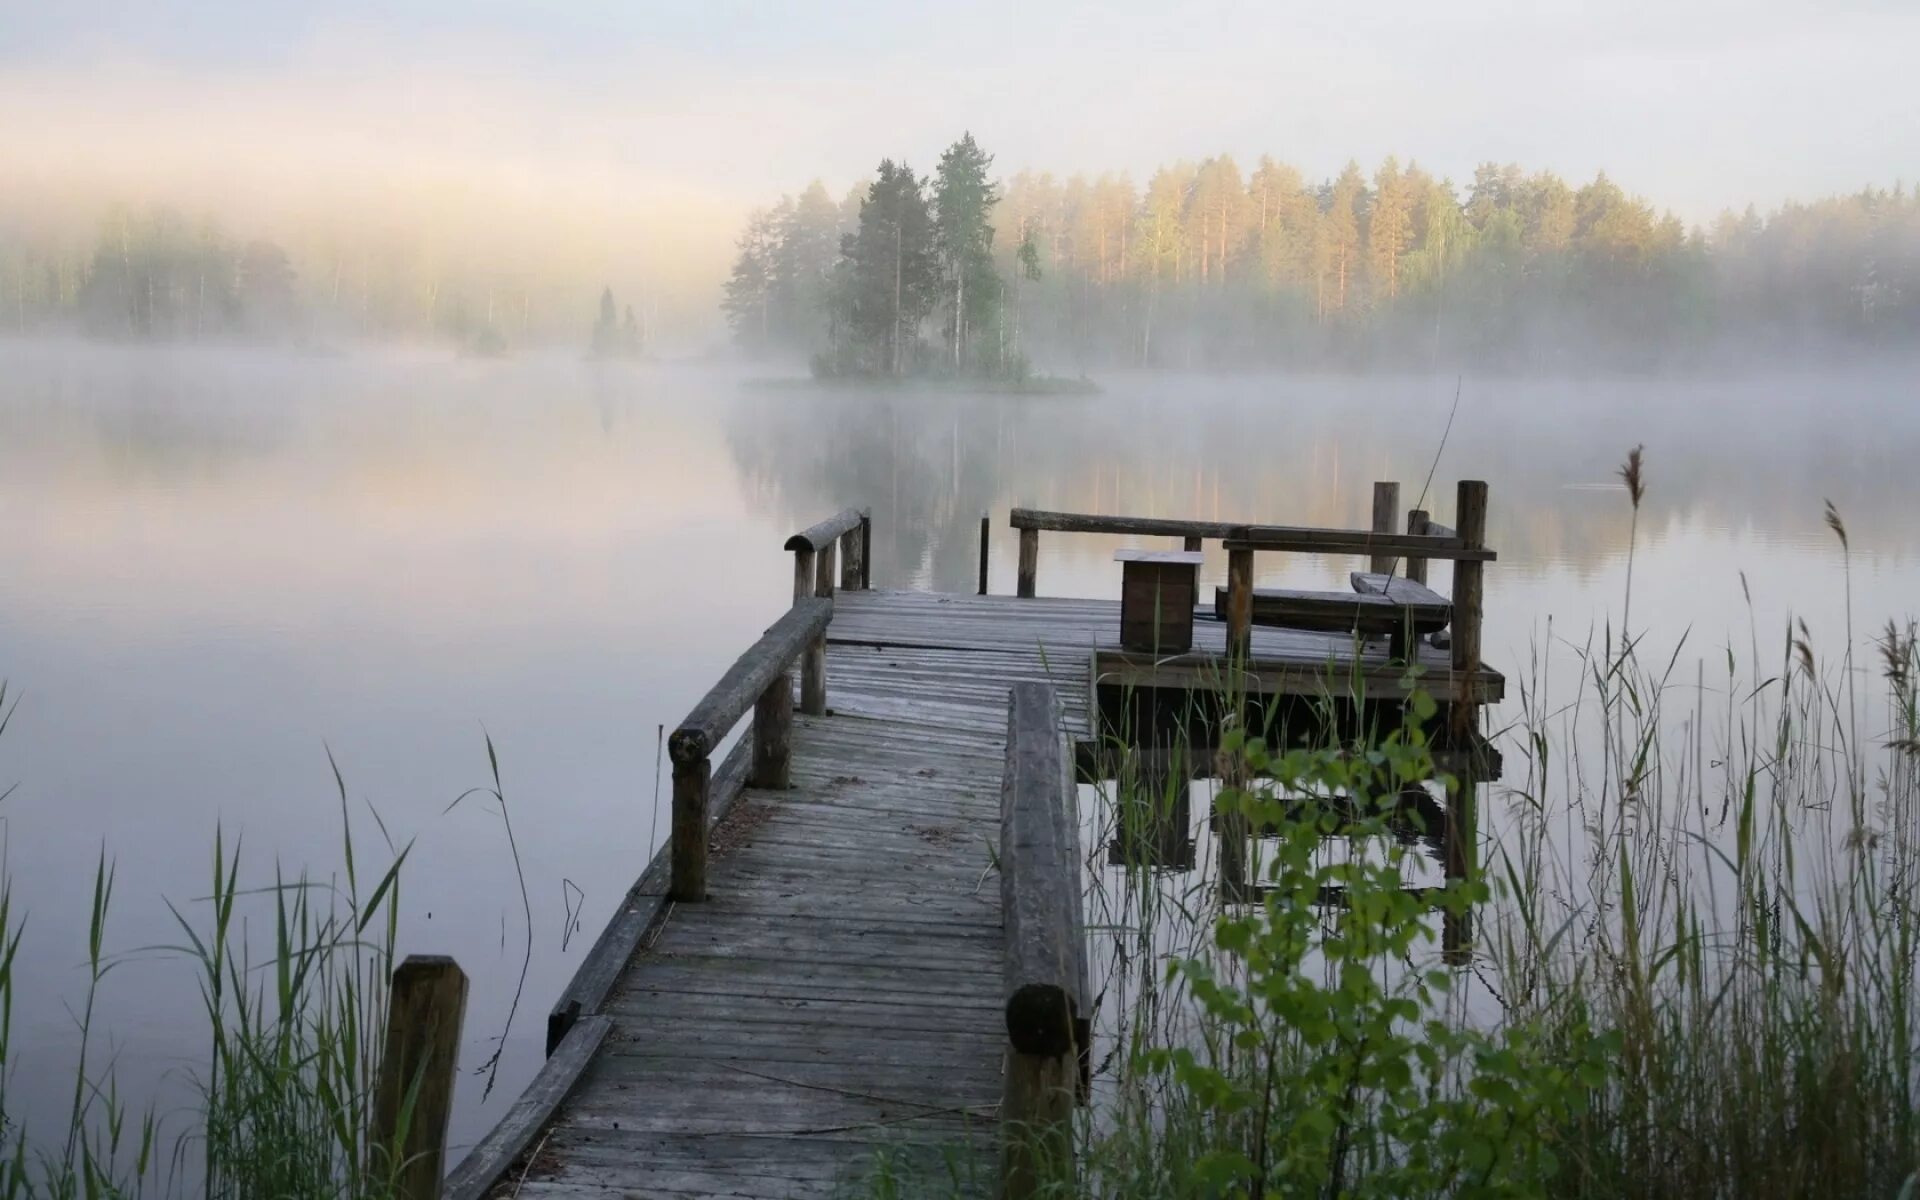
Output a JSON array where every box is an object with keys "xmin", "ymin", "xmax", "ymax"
[
  {"xmin": 999, "ymin": 681, "xmax": 1089, "ymax": 1198},
  {"xmin": 667, "ymin": 598, "xmax": 833, "ymax": 902},
  {"xmin": 1008, "ymin": 508, "xmax": 1247, "ymax": 598},
  {"xmin": 786, "ymin": 506, "xmax": 871, "ymax": 601}
]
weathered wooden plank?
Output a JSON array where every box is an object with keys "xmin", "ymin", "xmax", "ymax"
[
  {"xmin": 443, "ymin": 1015, "xmax": 611, "ymax": 1200},
  {"xmin": 999, "ymin": 683, "xmax": 1084, "ymax": 1061},
  {"xmin": 1009, "ymin": 508, "xmax": 1242, "ymax": 538},
  {"xmin": 1224, "ymin": 526, "xmax": 1496, "ymax": 561},
  {"xmin": 1209, "ymin": 584, "xmax": 1450, "ymax": 635}
]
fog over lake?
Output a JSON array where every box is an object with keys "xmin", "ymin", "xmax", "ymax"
[{"xmin": 2, "ymin": 339, "xmax": 1917, "ymax": 1151}]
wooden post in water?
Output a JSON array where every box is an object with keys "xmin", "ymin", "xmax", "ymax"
[
  {"xmin": 1225, "ymin": 546, "xmax": 1253, "ymax": 660},
  {"xmin": 1017, "ymin": 526, "xmax": 1038, "ymax": 598},
  {"xmin": 791, "ymin": 546, "xmax": 815, "ymax": 606},
  {"xmin": 815, "ymin": 540, "xmax": 837, "ymax": 600},
  {"xmin": 1405, "ymin": 509, "xmax": 1431, "ymax": 585},
  {"xmin": 979, "ymin": 513, "xmax": 990, "ymax": 595},
  {"xmin": 751, "ymin": 670, "xmax": 794, "ymax": 789},
  {"xmin": 371, "ymin": 955, "xmax": 467, "ymax": 1200},
  {"xmin": 1370, "ymin": 480, "xmax": 1401, "ymax": 575},
  {"xmin": 1444, "ymin": 480, "xmax": 1488, "ymax": 960},
  {"xmin": 670, "ymin": 756, "xmax": 711, "ymax": 901}
]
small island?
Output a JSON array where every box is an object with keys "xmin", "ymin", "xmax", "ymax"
[{"xmin": 723, "ymin": 133, "xmax": 1093, "ymax": 393}]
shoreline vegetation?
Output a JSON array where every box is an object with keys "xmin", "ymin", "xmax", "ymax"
[
  {"xmin": 6, "ymin": 453, "xmax": 1920, "ymax": 1196},
  {"xmin": 743, "ymin": 373, "xmax": 1100, "ymax": 396}
]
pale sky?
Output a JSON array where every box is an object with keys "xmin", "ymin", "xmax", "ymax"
[{"xmin": 3, "ymin": 0, "xmax": 1915, "ymax": 228}]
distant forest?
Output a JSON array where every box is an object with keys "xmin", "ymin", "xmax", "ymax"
[
  {"xmin": 724, "ymin": 142, "xmax": 1920, "ymax": 372},
  {"xmin": 0, "ymin": 206, "xmax": 667, "ymax": 355}
]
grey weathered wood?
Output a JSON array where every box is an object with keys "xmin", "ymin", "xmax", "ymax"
[
  {"xmin": 371, "ymin": 955, "xmax": 467, "ymax": 1200},
  {"xmin": 442, "ymin": 1015, "xmax": 611, "ymax": 1200},
  {"xmin": 1226, "ymin": 546, "xmax": 1253, "ymax": 659},
  {"xmin": 1445, "ymin": 479, "xmax": 1489, "ymax": 960},
  {"xmin": 800, "ymin": 632, "xmax": 827, "ymax": 716},
  {"xmin": 979, "ymin": 513, "xmax": 990, "ymax": 596},
  {"xmin": 669, "ymin": 599, "xmax": 831, "ymax": 765},
  {"xmin": 670, "ymin": 754, "xmax": 712, "ymax": 902},
  {"xmin": 1000, "ymin": 683, "xmax": 1083, "ymax": 1059},
  {"xmin": 783, "ymin": 507, "xmax": 867, "ymax": 554},
  {"xmin": 1224, "ymin": 526, "xmax": 1496, "ymax": 561},
  {"xmin": 1405, "ymin": 509, "xmax": 1432, "ymax": 584},
  {"xmin": 1209, "ymin": 584, "xmax": 1450, "ymax": 636},
  {"xmin": 1010, "ymin": 508, "xmax": 1242, "ymax": 538},
  {"xmin": 839, "ymin": 529, "xmax": 861, "ymax": 591},
  {"xmin": 1000, "ymin": 681, "xmax": 1083, "ymax": 1198},
  {"xmin": 545, "ymin": 738, "xmax": 750, "ymax": 1054},
  {"xmin": 1349, "ymin": 572, "xmax": 1448, "ymax": 607},
  {"xmin": 1113, "ymin": 549, "xmax": 1205, "ymax": 565},
  {"xmin": 1016, "ymin": 526, "xmax": 1038, "ymax": 598},
  {"xmin": 814, "ymin": 539, "xmax": 836, "ymax": 600},
  {"xmin": 858, "ymin": 512, "xmax": 872, "ymax": 589},
  {"xmin": 791, "ymin": 546, "xmax": 815, "ymax": 605},
  {"xmin": 1370, "ymin": 480, "xmax": 1401, "ymax": 574},
  {"xmin": 752, "ymin": 669, "xmax": 794, "ymax": 788},
  {"xmin": 1092, "ymin": 646, "xmax": 1504, "ymax": 704}
]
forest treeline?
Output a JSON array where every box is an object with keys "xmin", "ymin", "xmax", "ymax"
[
  {"xmin": 725, "ymin": 145, "xmax": 1920, "ymax": 372},
  {"xmin": 0, "ymin": 205, "xmax": 669, "ymax": 355}
]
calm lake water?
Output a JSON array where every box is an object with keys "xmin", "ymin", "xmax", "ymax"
[{"xmin": 3, "ymin": 339, "xmax": 1917, "ymax": 1160}]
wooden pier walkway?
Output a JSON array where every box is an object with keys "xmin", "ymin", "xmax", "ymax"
[{"xmin": 439, "ymin": 484, "xmax": 1503, "ymax": 1200}]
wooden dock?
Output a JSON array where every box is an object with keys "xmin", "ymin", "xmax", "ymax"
[{"xmin": 440, "ymin": 483, "xmax": 1503, "ymax": 1200}]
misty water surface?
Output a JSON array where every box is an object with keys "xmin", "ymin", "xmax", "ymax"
[{"xmin": 2, "ymin": 339, "xmax": 1917, "ymax": 1155}]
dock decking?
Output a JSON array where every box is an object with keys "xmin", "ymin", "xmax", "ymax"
[{"xmin": 446, "ymin": 486, "xmax": 1504, "ymax": 1200}]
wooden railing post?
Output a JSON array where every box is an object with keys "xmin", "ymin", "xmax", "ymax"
[
  {"xmin": 372, "ymin": 955, "xmax": 468, "ymax": 1200},
  {"xmin": 979, "ymin": 513, "xmax": 990, "ymax": 596},
  {"xmin": 1182, "ymin": 535, "xmax": 1202, "ymax": 552},
  {"xmin": 1225, "ymin": 546, "xmax": 1253, "ymax": 660},
  {"xmin": 1405, "ymin": 509, "xmax": 1431, "ymax": 585},
  {"xmin": 670, "ymin": 754, "xmax": 712, "ymax": 901},
  {"xmin": 1016, "ymin": 526, "xmax": 1038, "ymax": 598},
  {"xmin": 1444, "ymin": 480, "xmax": 1488, "ymax": 961},
  {"xmin": 752, "ymin": 669, "xmax": 794, "ymax": 789},
  {"xmin": 859, "ymin": 512, "xmax": 873, "ymax": 589},
  {"xmin": 1370, "ymin": 480, "xmax": 1401, "ymax": 575},
  {"xmin": 791, "ymin": 546, "xmax": 815, "ymax": 605},
  {"xmin": 800, "ymin": 633, "xmax": 827, "ymax": 716},
  {"xmin": 839, "ymin": 529, "xmax": 861, "ymax": 591},
  {"xmin": 815, "ymin": 539, "xmax": 836, "ymax": 600}
]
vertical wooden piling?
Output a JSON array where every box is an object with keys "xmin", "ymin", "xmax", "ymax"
[
  {"xmin": 1444, "ymin": 480, "xmax": 1488, "ymax": 960},
  {"xmin": 1225, "ymin": 546, "xmax": 1253, "ymax": 660},
  {"xmin": 1405, "ymin": 509, "xmax": 1431, "ymax": 585},
  {"xmin": 1182, "ymin": 535, "xmax": 1202, "ymax": 553},
  {"xmin": 801, "ymin": 633, "xmax": 827, "ymax": 716},
  {"xmin": 815, "ymin": 540, "xmax": 837, "ymax": 600},
  {"xmin": 670, "ymin": 755, "xmax": 712, "ymax": 901},
  {"xmin": 859, "ymin": 512, "xmax": 872, "ymax": 589},
  {"xmin": 791, "ymin": 546, "xmax": 815, "ymax": 606},
  {"xmin": 1017, "ymin": 527, "xmax": 1038, "ymax": 598},
  {"xmin": 752, "ymin": 670, "xmax": 794, "ymax": 789},
  {"xmin": 979, "ymin": 513, "xmax": 990, "ymax": 596},
  {"xmin": 840, "ymin": 529, "xmax": 861, "ymax": 591},
  {"xmin": 371, "ymin": 955, "xmax": 468, "ymax": 1200},
  {"xmin": 1370, "ymin": 480, "xmax": 1401, "ymax": 575}
]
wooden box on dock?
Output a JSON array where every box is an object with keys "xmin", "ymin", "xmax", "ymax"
[{"xmin": 1114, "ymin": 550, "xmax": 1204, "ymax": 653}]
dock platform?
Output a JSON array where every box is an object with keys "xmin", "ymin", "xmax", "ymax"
[{"xmin": 444, "ymin": 483, "xmax": 1503, "ymax": 1200}]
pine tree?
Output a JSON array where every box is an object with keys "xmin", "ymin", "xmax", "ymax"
[
  {"xmin": 832, "ymin": 160, "xmax": 938, "ymax": 375},
  {"xmin": 721, "ymin": 210, "xmax": 778, "ymax": 355},
  {"xmin": 931, "ymin": 133, "xmax": 1003, "ymax": 372}
]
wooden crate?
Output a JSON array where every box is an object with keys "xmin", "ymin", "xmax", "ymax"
[{"xmin": 1115, "ymin": 550, "xmax": 1203, "ymax": 653}]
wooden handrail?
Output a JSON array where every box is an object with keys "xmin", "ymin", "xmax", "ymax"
[
  {"xmin": 1223, "ymin": 526, "xmax": 1496, "ymax": 562},
  {"xmin": 1009, "ymin": 507, "xmax": 1242, "ymax": 538},
  {"xmin": 1000, "ymin": 681, "xmax": 1087, "ymax": 1196},
  {"xmin": 783, "ymin": 507, "xmax": 867, "ymax": 553},
  {"xmin": 668, "ymin": 598, "xmax": 831, "ymax": 901}
]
